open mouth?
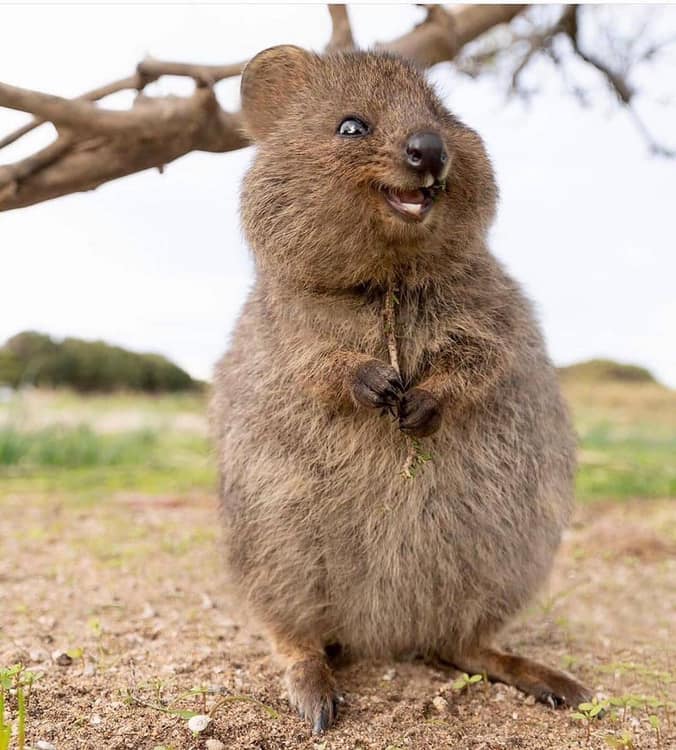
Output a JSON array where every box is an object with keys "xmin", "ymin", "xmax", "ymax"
[{"xmin": 383, "ymin": 182, "xmax": 444, "ymax": 222}]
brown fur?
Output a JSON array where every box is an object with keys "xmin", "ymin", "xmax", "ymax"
[{"xmin": 210, "ymin": 46, "xmax": 590, "ymax": 731}]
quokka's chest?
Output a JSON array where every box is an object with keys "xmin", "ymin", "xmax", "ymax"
[{"xmin": 305, "ymin": 287, "xmax": 450, "ymax": 382}]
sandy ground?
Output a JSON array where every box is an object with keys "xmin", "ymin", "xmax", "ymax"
[{"xmin": 1, "ymin": 492, "xmax": 674, "ymax": 750}]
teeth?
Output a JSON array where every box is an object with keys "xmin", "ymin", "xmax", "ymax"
[
  {"xmin": 401, "ymin": 202, "xmax": 422, "ymax": 214},
  {"xmin": 423, "ymin": 174, "xmax": 434, "ymax": 188}
]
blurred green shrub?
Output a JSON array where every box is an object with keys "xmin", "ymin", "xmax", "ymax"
[
  {"xmin": 0, "ymin": 331, "xmax": 199, "ymax": 393},
  {"xmin": 0, "ymin": 424, "xmax": 157, "ymax": 467},
  {"xmin": 558, "ymin": 358, "xmax": 657, "ymax": 384}
]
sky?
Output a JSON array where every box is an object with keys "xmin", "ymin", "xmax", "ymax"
[{"xmin": 1, "ymin": 4, "xmax": 675, "ymax": 386}]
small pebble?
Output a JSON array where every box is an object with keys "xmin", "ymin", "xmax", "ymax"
[
  {"xmin": 51, "ymin": 651, "xmax": 72, "ymax": 667},
  {"xmin": 381, "ymin": 668, "xmax": 396, "ymax": 681},
  {"xmin": 205, "ymin": 741, "xmax": 225, "ymax": 750},
  {"xmin": 432, "ymin": 696, "xmax": 448, "ymax": 713},
  {"xmin": 29, "ymin": 648, "xmax": 48, "ymax": 663},
  {"xmin": 524, "ymin": 694, "xmax": 536, "ymax": 705},
  {"xmin": 90, "ymin": 714, "xmax": 102, "ymax": 725},
  {"xmin": 140, "ymin": 603, "xmax": 157, "ymax": 619},
  {"xmin": 36, "ymin": 742, "xmax": 56, "ymax": 750},
  {"xmin": 201, "ymin": 593, "xmax": 215, "ymax": 610},
  {"xmin": 82, "ymin": 661, "xmax": 97, "ymax": 677},
  {"xmin": 187, "ymin": 714, "xmax": 211, "ymax": 733}
]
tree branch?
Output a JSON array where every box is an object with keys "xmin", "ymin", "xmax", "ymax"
[
  {"xmin": 136, "ymin": 57, "xmax": 246, "ymax": 86},
  {"xmin": 0, "ymin": 85, "xmax": 247, "ymax": 210},
  {"xmin": 9, "ymin": 4, "xmax": 671, "ymax": 211},
  {"xmin": 1, "ymin": 4, "xmax": 530, "ymax": 212},
  {"xmin": 563, "ymin": 6, "xmax": 674, "ymax": 157},
  {"xmin": 326, "ymin": 5, "xmax": 355, "ymax": 53},
  {"xmin": 378, "ymin": 5, "xmax": 526, "ymax": 68},
  {"xmin": 0, "ymin": 73, "xmax": 151, "ymax": 150}
]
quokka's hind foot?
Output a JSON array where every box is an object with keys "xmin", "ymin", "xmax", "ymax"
[
  {"xmin": 285, "ymin": 655, "xmax": 338, "ymax": 733},
  {"xmin": 450, "ymin": 645, "xmax": 592, "ymax": 709},
  {"xmin": 272, "ymin": 634, "xmax": 338, "ymax": 734}
]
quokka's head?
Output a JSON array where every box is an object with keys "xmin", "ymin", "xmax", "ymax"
[{"xmin": 240, "ymin": 45, "xmax": 498, "ymax": 289}]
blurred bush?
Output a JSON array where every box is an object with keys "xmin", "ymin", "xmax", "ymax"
[
  {"xmin": 558, "ymin": 358, "xmax": 657, "ymax": 385},
  {"xmin": 0, "ymin": 331, "xmax": 199, "ymax": 392}
]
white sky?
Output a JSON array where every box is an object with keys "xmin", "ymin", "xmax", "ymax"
[{"xmin": 1, "ymin": 4, "xmax": 675, "ymax": 386}]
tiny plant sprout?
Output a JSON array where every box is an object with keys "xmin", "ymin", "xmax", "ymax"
[
  {"xmin": 1, "ymin": 664, "xmax": 39, "ymax": 750},
  {"xmin": 573, "ymin": 698, "xmax": 609, "ymax": 744},
  {"xmin": 648, "ymin": 714, "xmax": 662, "ymax": 749},
  {"xmin": 451, "ymin": 673, "xmax": 483, "ymax": 692},
  {"xmin": 603, "ymin": 730, "xmax": 634, "ymax": 750},
  {"xmin": 187, "ymin": 714, "xmax": 211, "ymax": 734}
]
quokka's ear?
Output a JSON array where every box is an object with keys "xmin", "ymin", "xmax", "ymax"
[{"xmin": 241, "ymin": 45, "xmax": 316, "ymax": 141}]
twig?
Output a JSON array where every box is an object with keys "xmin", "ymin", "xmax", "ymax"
[
  {"xmin": 383, "ymin": 278, "xmax": 401, "ymax": 374},
  {"xmin": 563, "ymin": 6, "xmax": 675, "ymax": 157},
  {"xmin": 383, "ymin": 277, "xmax": 431, "ymax": 480}
]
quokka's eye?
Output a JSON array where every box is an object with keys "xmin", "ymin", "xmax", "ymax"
[{"xmin": 338, "ymin": 117, "xmax": 370, "ymax": 137}]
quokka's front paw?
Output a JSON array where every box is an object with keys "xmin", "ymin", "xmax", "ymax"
[
  {"xmin": 351, "ymin": 359, "xmax": 403, "ymax": 412},
  {"xmin": 399, "ymin": 387, "xmax": 442, "ymax": 437},
  {"xmin": 285, "ymin": 656, "xmax": 338, "ymax": 734}
]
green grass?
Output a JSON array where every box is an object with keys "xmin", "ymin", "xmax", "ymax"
[
  {"xmin": 0, "ymin": 384, "xmax": 673, "ymax": 502},
  {"xmin": 0, "ymin": 665, "xmax": 37, "ymax": 750},
  {"xmin": 564, "ymin": 381, "xmax": 676, "ymax": 501},
  {"xmin": 0, "ymin": 425, "xmax": 214, "ymax": 496},
  {"xmin": 576, "ymin": 423, "xmax": 676, "ymax": 501},
  {"xmin": 0, "ymin": 425, "xmax": 158, "ymax": 468}
]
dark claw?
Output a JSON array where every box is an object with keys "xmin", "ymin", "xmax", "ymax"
[
  {"xmin": 540, "ymin": 692, "xmax": 564, "ymax": 709},
  {"xmin": 286, "ymin": 657, "xmax": 338, "ymax": 734},
  {"xmin": 382, "ymin": 386, "xmax": 399, "ymax": 403},
  {"xmin": 398, "ymin": 388, "xmax": 442, "ymax": 438},
  {"xmin": 352, "ymin": 360, "xmax": 404, "ymax": 411},
  {"xmin": 388, "ymin": 376, "xmax": 405, "ymax": 394},
  {"xmin": 313, "ymin": 698, "xmax": 338, "ymax": 734}
]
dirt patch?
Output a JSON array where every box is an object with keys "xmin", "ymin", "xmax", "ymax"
[{"xmin": 1, "ymin": 494, "xmax": 674, "ymax": 750}]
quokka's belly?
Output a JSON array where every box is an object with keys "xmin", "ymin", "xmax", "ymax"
[
  {"xmin": 221, "ymin": 391, "xmax": 567, "ymax": 656},
  {"xmin": 317, "ymin": 435, "xmax": 563, "ymax": 657}
]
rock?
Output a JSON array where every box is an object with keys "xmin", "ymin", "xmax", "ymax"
[
  {"xmin": 36, "ymin": 742, "xmax": 56, "ymax": 750},
  {"xmin": 205, "ymin": 741, "xmax": 225, "ymax": 750},
  {"xmin": 90, "ymin": 714, "xmax": 102, "ymax": 725},
  {"xmin": 432, "ymin": 696, "xmax": 448, "ymax": 713},
  {"xmin": 381, "ymin": 668, "xmax": 397, "ymax": 681},
  {"xmin": 28, "ymin": 648, "xmax": 49, "ymax": 663},
  {"xmin": 82, "ymin": 661, "xmax": 97, "ymax": 677},
  {"xmin": 187, "ymin": 714, "xmax": 211, "ymax": 733},
  {"xmin": 51, "ymin": 651, "xmax": 72, "ymax": 667},
  {"xmin": 140, "ymin": 603, "xmax": 157, "ymax": 619},
  {"xmin": 524, "ymin": 694, "xmax": 536, "ymax": 705},
  {"xmin": 201, "ymin": 593, "xmax": 215, "ymax": 610}
]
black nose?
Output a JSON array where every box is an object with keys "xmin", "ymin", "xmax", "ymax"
[{"xmin": 405, "ymin": 131, "xmax": 448, "ymax": 181}]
